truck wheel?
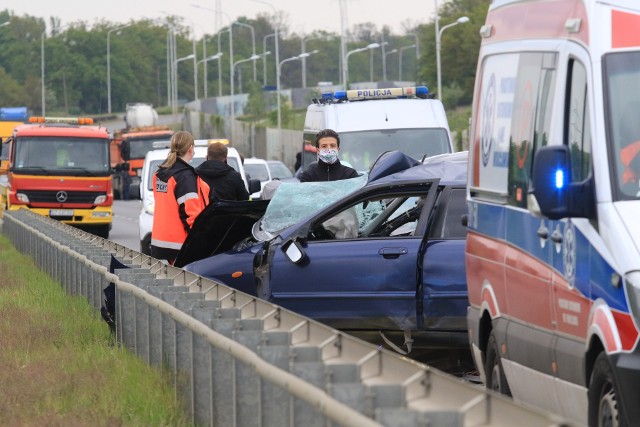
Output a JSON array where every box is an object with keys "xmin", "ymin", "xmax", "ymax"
[
  {"xmin": 588, "ymin": 352, "xmax": 621, "ymax": 427},
  {"xmin": 484, "ymin": 332, "xmax": 511, "ymax": 396},
  {"xmin": 94, "ymin": 224, "xmax": 110, "ymax": 239}
]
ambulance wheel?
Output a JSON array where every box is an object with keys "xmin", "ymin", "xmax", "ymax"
[
  {"xmin": 484, "ymin": 332, "xmax": 511, "ymax": 396},
  {"xmin": 588, "ymin": 352, "xmax": 621, "ymax": 427}
]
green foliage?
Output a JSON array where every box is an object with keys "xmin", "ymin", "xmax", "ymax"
[
  {"xmin": 0, "ymin": 235, "xmax": 190, "ymax": 425},
  {"xmin": 0, "ymin": 4, "xmax": 490, "ymax": 114}
]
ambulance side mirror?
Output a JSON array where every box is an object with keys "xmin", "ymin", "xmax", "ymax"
[{"xmin": 530, "ymin": 145, "xmax": 595, "ymax": 220}]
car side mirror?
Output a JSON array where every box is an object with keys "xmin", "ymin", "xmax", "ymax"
[
  {"xmin": 529, "ymin": 145, "xmax": 595, "ymax": 220},
  {"xmin": 248, "ymin": 178, "xmax": 261, "ymax": 195},
  {"xmin": 282, "ymin": 239, "xmax": 308, "ymax": 265},
  {"xmin": 130, "ymin": 182, "xmax": 141, "ymax": 200}
]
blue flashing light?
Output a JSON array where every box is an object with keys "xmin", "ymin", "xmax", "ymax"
[
  {"xmin": 416, "ymin": 86, "xmax": 428, "ymax": 96},
  {"xmin": 554, "ymin": 169, "xmax": 565, "ymax": 189},
  {"xmin": 321, "ymin": 92, "xmax": 333, "ymax": 100},
  {"xmin": 334, "ymin": 91, "xmax": 347, "ymax": 100}
]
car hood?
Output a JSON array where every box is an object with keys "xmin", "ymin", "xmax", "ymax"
[{"xmin": 173, "ymin": 199, "xmax": 270, "ymax": 268}]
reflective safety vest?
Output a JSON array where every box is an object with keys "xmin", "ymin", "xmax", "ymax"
[{"xmin": 151, "ymin": 158, "xmax": 209, "ymax": 255}]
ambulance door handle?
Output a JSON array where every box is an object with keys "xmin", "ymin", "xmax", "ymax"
[
  {"xmin": 536, "ymin": 224, "xmax": 549, "ymax": 239},
  {"xmin": 550, "ymin": 230, "xmax": 563, "ymax": 244}
]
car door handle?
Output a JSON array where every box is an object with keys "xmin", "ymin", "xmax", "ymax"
[
  {"xmin": 537, "ymin": 224, "xmax": 549, "ymax": 239},
  {"xmin": 379, "ymin": 247, "xmax": 408, "ymax": 259}
]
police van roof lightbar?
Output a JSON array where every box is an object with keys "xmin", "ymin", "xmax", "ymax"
[
  {"xmin": 151, "ymin": 138, "xmax": 230, "ymax": 150},
  {"xmin": 321, "ymin": 86, "xmax": 429, "ymax": 103}
]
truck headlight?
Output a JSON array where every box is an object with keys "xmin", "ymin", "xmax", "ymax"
[
  {"xmin": 624, "ymin": 271, "xmax": 640, "ymax": 325},
  {"xmin": 94, "ymin": 195, "xmax": 107, "ymax": 204},
  {"xmin": 16, "ymin": 193, "xmax": 29, "ymax": 203},
  {"xmin": 144, "ymin": 200, "xmax": 155, "ymax": 215}
]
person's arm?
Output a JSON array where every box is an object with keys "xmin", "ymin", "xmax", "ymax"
[{"xmin": 174, "ymin": 172, "xmax": 204, "ymax": 232}]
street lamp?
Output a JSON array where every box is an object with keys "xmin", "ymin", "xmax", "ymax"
[
  {"xmin": 197, "ymin": 53, "xmax": 223, "ymax": 99},
  {"xmin": 41, "ymin": 24, "xmax": 70, "ymax": 116},
  {"xmin": 107, "ymin": 24, "xmax": 132, "ymax": 114},
  {"xmin": 301, "ymin": 34, "xmax": 326, "ymax": 88},
  {"xmin": 343, "ymin": 43, "xmax": 380, "ymax": 90},
  {"xmin": 234, "ymin": 21, "xmax": 257, "ymax": 82},
  {"xmin": 277, "ymin": 51, "xmax": 318, "ymax": 129},
  {"xmin": 384, "ymin": 49, "xmax": 398, "ymax": 80},
  {"xmin": 173, "ymin": 54, "xmax": 195, "ymax": 118},
  {"xmin": 251, "ymin": 0, "xmax": 281, "ymax": 129},
  {"xmin": 263, "ymin": 33, "xmax": 275, "ymax": 86},
  {"xmin": 436, "ymin": 15, "xmax": 469, "ymax": 101},
  {"xmin": 399, "ymin": 44, "xmax": 416, "ymax": 81},
  {"xmin": 231, "ymin": 54, "xmax": 261, "ymax": 138}
]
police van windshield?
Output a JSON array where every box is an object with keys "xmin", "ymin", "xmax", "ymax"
[
  {"xmin": 13, "ymin": 136, "xmax": 110, "ymax": 175},
  {"xmin": 605, "ymin": 51, "xmax": 640, "ymax": 200},
  {"xmin": 338, "ymin": 128, "xmax": 450, "ymax": 172}
]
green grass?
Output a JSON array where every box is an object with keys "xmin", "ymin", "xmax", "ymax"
[{"xmin": 0, "ymin": 234, "xmax": 191, "ymax": 426}]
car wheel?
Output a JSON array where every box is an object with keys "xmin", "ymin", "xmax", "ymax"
[
  {"xmin": 484, "ymin": 332, "xmax": 511, "ymax": 396},
  {"xmin": 588, "ymin": 352, "xmax": 621, "ymax": 427},
  {"xmin": 140, "ymin": 234, "xmax": 152, "ymax": 255}
]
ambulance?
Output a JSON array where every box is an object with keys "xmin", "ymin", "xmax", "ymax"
[
  {"xmin": 301, "ymin": 86, "xmax": 453, "ymax": 172},
  {"xmin": 466, "ymin": 0, "xmax": 640, "ymax": 425}
]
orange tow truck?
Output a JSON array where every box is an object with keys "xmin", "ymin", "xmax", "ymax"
[
  {"xmin": 0, "ymin": 107, "xmax": 28, "ymax": 213},
  {"xmin": 5, "ymin": 117, "xmax": 113, "ymax": 238}
]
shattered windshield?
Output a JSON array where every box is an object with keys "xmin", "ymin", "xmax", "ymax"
[{"xmin": 260, "ymin": 174, "xmax": 367, "ymax": 234}]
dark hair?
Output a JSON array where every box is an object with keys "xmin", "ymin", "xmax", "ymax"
[
  {"xmin": 207, "ymin": 142, "xmax": 228, "ymax": 161},
  {"xmin": 315, "ymin": 129, "xmax": 340, "ymax": 148}
]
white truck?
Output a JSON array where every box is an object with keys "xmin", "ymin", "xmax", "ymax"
[
  {"xmin": 124, "ymin": 103, "xmax": 158, "ymax": 129},
  {"xmin": 300, "ymin": 86, "xmax": 453, "ymax": 173}
]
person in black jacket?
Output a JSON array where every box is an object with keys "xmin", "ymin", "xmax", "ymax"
[
  {"xmin": 298, "ymin": 129, "xmax": 359, "ymax": 182},
  {"xmin": 196, "ymin": 142, "xmax": 250, "ymax": 201}
]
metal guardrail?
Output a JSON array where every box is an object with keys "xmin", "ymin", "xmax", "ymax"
[{"xmin": 1, "ymin": 209, "xmax": 572, "ymax": 427}]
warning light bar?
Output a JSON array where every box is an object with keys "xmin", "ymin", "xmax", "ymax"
[
  {"xmin": 321, "ymin": 86, "xmax": 429, "ymax": 103},
  {"xmin": 29, "ymin": 117, "xmax": 94, "ymax": 125},
  {"xmin": 152, "ymin": 138, "xmax": 231, "ymax": 150}
]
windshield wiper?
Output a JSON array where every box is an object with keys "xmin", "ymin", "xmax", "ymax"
[
  {"xmin": 60, "ymin": 167, "xmax": 99, "ymax": 176},
  {"xmin": 16, "ymin": 166, "xmax": 52, "ymax": 175}
]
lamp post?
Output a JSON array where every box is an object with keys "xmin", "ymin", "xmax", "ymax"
[
  {"xmin": 263, "ymin": 33, "xmax": 275, "ymax": 86},
  {"xmin": 231, "ymin": 54, "xmax": 261, "ymax": 139},
  {"xmin": 277, "ymin": 51, "xmax": 317, "ymax": 129},
  {"xmin": 198, "ymin": 53, "xmax": 223, "ymax": 99},
  {"xmin": 399, "ymin": 44, "xmax": 416, "ymax": 81},
  {"xmin": 249, "ymin": 0, "xmax": 280, "ymax": 106},
  {"xmin": 344, "ymin": 43, "xmax": 380, "ymax": 90},
  {"xmin": 384, "ymin": 48, "xmax": 398, "ymax": 80},
  {"xmin": 173, "ymin": 54, "xmax": 195, "ymax": 119},
  {"xmin": 436, "ymin": 14, "xmax": 469, "ymax": 101},
  {"xmin": 41, "ymin": 24, "xmax": 70, "ymax": 116},
  {"xmin": 107, "ymin": 24, "xmax": 131, "ymax": 114},
  {"xmin": 234, "ymin": 21, "xmax": 257, "ymax": 82},
  {"xmin": 301, "ymin": 35, "xmax": 325, "ymax": 88}
]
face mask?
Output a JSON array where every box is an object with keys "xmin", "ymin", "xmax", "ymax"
[{"xmin": 318, "ymin": 148, "xmax": 339, "ymax": 164}]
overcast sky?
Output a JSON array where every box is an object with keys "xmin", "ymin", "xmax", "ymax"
[{"xmin": 3, "ymin": 0, "xmax": 437, "ymax": 37}]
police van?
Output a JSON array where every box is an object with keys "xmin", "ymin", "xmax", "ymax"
[
  {"xmin": 133, "ymin": 140, "xmax": 251, "ymax": 255},
  {"xmin": 301, "ymin": 86, "xmax": 453, "ymax": 172},
  {"xmin": 466, "ymin": 0, "xmax": 640, "ymax": 425}
]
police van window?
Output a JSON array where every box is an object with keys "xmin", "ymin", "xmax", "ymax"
[{"xmin": 565, "ymin": 59, "xmax": 591, "ymax": 183}]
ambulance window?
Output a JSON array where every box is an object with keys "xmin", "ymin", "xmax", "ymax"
[{"xmin": 565, "ymin": 59, "xmax": 591, "ymax": 183}]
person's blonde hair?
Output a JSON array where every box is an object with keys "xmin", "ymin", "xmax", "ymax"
[
  {"xmin": 207, "ymin": 142, "xmax": 228, "ymax": 161},
  {"xmin": 159, "ymin": 131, "xmax": 194, "ymax": 168}
]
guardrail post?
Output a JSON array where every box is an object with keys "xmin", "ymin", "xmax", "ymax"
[
  {"xmin": 292, "ymin": 346, "xmax": 327, "ymax": 427},
  {"xmin": 258, "ymin": 331, "xmax": 292, "ymax": 425},
  {"xmin": 233, "ymin": 318, "xmax": 265, "ymax": 427}
]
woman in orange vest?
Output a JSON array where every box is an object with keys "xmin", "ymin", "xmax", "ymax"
[{"xmin": 151, "ymin": 131, "xmax": 209, "ymax": 264}]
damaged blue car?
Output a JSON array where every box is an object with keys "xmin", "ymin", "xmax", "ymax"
[{"xmin": 175, "ymin": 151, "xmax": 469, "ymax": 353}]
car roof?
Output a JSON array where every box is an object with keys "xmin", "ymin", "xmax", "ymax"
[
  {"xmin": 368, "ymin": 151, "xmax": 468, "ymax": 187},
  {"xmin": 244, "ymin": 157, "xmax": 268, "ymax": 165}
]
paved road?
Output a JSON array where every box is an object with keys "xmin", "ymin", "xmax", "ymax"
[{"xmin": 111, "ymin": 199, "xmax": 141, "ymax": 251}]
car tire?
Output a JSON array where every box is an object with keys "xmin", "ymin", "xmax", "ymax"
[
  {"xmin": 140, "ymin": 234, "xmax": 152, "ymax": 255},
  {"xmin": 484, "ymin": 332, "xmax": 511, "ymax": 396},
  {"xmin": 588, "ymin": 352, "xmax": 622, "ymax": 427}
]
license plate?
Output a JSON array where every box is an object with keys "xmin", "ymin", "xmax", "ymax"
[{"xmin": 50, "ymin": 209, "xmax": 73, "ymax": 217}]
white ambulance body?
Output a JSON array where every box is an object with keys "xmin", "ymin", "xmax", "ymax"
[
  {"xmin": 301, "ymin": 87, "xmax": 453, "ymax": 172},
  {"xmin": 466, "ymin": 0, "xmax": 640, "ymax": 425}
]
